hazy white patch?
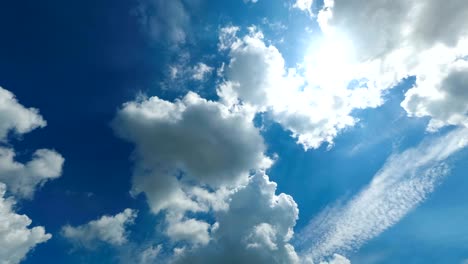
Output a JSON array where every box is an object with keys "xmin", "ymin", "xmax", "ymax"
[
  {"xmin": 191, "ymin": 63, "xmax": 214, "ymax": 81},
  {"xmin": 134, "ymin": 0, "xmax": 190, "ymax": 45}
]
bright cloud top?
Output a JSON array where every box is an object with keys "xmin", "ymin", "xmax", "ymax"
[
  {"xmin": 218, "ymin": 27, "xmax": 382, "ymax": 150},
  {"xmin": 317, "ymin": 0, "xmax": 468, "ymax": 132}
]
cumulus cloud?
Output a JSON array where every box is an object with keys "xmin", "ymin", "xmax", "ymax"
[
  {"xmin": 0, "ymin": 87, "xmax": 46, "ymax": 141},
  {"xmin": 317, "ymin": 0, "xmax": 468, "ymax": 132},
  {"xmin": 113, "ymin": 91, "xmax": 273, "ymax": 246},
  {"xmin": 113, "ymin": 92, "xmax": 271, "ymax": 213},
  {"xmin": 218, "ymin": 28, "xmax": 382, "ymax": 149},
  {"xmin": 0, "ymin": 148, "xmax": 64, "ymax": 199},
  {"xmin": 62, "ymin": 209, "xmax": 138, "ymax": 249},
  {"xmin": 402, "ymin": 59, "xmax": 468, "ymax": 131},
  {"xmin": 173, "ymin": 172, "xmax": 299, "ymax": 264},
  {"xmin": 299, "ymin": 128, "xmax": 468, "ymax": 261},
  {"xmin": 0, "ymin": 183, "xmax": 51, "ymax": 264},
  {"xmin": 0, "ymin": 87, "xmax": 63, "ymax": 262}
]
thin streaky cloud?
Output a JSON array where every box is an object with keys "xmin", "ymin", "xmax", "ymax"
[{"xmin": 298, "ymin": 128, "xmax": 468, "ymax": 261}]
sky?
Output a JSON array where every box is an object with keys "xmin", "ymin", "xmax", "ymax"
[{"xmin": 0, "ymin": 0, "xmax": 468, "ymax": 263}]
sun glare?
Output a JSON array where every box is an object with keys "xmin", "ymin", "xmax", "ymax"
[{"xmin": 304, "ymin": 32, "xmax": 356, "ymax": 89}]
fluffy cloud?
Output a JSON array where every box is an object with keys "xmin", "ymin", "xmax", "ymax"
[
  {"xmin": 113, "ymin": 92, "xmax": 270, "ymax": 213},
  {"xmin": 173, "ymin": 172, "xmax": 299, "ymax": 264},
  {"xmin": 165, "ymin": 212, "xmax": 212, "ymax": 246},
  {"xmin": 62, "ymin": 209, "xmax": 137, "ymax": 249},
  {"xmin": 299, "ymin": 128, "xmax": 468, "ymax": 261},
  {"xmin": 0, "ymin": 87, "xmax": 46, "ymax": 141},
  {"xmin": 218, "ymin": 28, "xmax": 381, "ymax": 149},
  {"xmin": 0, "ymin": 87, "xmax": 63, "ymax": 263},
  {"xmin": 0, "ymin": 183, "xmax": 51, "ymax": 264},
  {"xmin": 317, "ymin": 0, "xmax": 468, "ymax": 132},
  {"xmin": 113, "ymin": 91, "xmax": 273, "ymax": 246},
  {"xmin": 0, "ymin": 148, "xmax": 64, "ymax": 199},
  {"xmin": 402, "ymin": 60, "xmax": 468, "ymax": 131}
]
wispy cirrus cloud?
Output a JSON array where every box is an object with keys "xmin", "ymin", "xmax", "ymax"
[{"xmin": 298, "ymin": 128, "xmax": 468, "ymax": 261}]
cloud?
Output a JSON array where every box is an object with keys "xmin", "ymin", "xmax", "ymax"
[
  {"xmin": 62, "ymin": 209, "xmax": 138, "ymax": 249},
  {"xmin": 218, "ymin": 28, "xmax": 382, "ymax": 150},
  {"xmin": 402, "ymin": 59, "xmax": 468, "ymax": 131},
  {"xmin": 0, "ymin": 87, "xmax": 63, "ymax": 262},
  {"xmin": 317, "ymin": 0, "xmax": 468, "ymax": 132},
  {"xmin": 139, "ymin": 245, "xmax": 162, "ymax": 264},
  {"xmin": 298, "ymin": 128, "xmax": 468, "ymax": 261},
  {"xmin": 320, "ymin": 254, "xmax": 351, "ymax": 264},
  {"xmin": 293, "ymin": 0, "xmax": 314, "ymax": 15},
  {"xmin": 113, "ymin": 91, "xmax": 271, "ymax": 213},
  {"xmin": 0, "ymin": 87, "xmax": 46, "ymax": 141},
  {"xmin": 0, "ymin": 183, "xmax": 51, "ymax": 264},
  {"xmin": 0, "ymin": 148, "xmax": 64, "ymax": 199},
  {"xmin": 165, "ymin": 212, "xmax": 212, "ymax": 246},
  {"xmin": 191, "ymin": 63, "xmax": 214, "ymax": 81},
  {"xmin": 173, "ymin": 172, "xmax": 300, "ymax": 264},
  {"xmin": 134, "ymin": 0, "xmax": 190, "ymax": 45},
  {"xmin": 113, "ymin": 91, "xmax": 273, "ymax": 246}
]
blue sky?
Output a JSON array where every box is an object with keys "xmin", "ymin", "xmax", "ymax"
[{"xmin": 0, "ymin": 0, "xmax": 467, "ymax": 263}]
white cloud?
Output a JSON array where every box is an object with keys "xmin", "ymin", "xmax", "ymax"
[
  {"xmin": 402, "ymin": 59, "xmax": 468, "ymax": 131},
  {"xmin": 173, "ymin": 172, "xmax": 300, "ymax": 264},
  {"xmin": 165, "ymin": 213, "xmax": 211, "ymax": 246},
  {"xmin": 299, "ymin": 128, "xmax": 468, "ymax": 261},
  {"xmin": 0, "ymin": 87, "xmax": 46, "ymax": 141},
  {"xmin": 316, "ymin": 0, "xmax": 468, "ymax": 132},
  {"xmin": 319, "ymin": 254, "xmax": 351, "ymax": 264},
  {"xmin": 0, "ymin": 183, "xmax": 51, "ymax": 264},
  {"xmin": 0, "ymin": 87, "xmax": 63, "ymax": 263},
  {"xmin": 113, "ymin": 92, "xmax": 271, "ymax": 214},
  {"xmin": 218, "ymin": 28, "xmax": 382, "ymax": 150},
  {"xmin": 191, "ymin": 63, "xmax": 214, "ymax": 81},
  {"xmin": 0, "ymin": 87, "xmax": 65, "ymax": 199},
  {"xmin": 62, "ymin": 209, "xmax": 138, "ymax": 249},
  {"xmin": 139, "ymin": 245, "xmax": 162, "ymax": 264},
  {"xmin": 0, "ymin": 147, "xmax": 64, "ymax": 199},
  {"xmin": 293, "ymin": 0, "xmax": 314, "ymax": 15},
  {"xmin": 113, "ymin": 91, "xmax": 273, "ymax": 246}
]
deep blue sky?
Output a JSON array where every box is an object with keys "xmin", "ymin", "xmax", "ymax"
[{"xmin": 1, "ymin": 1, "xmax": 468, "ymax": 263}]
